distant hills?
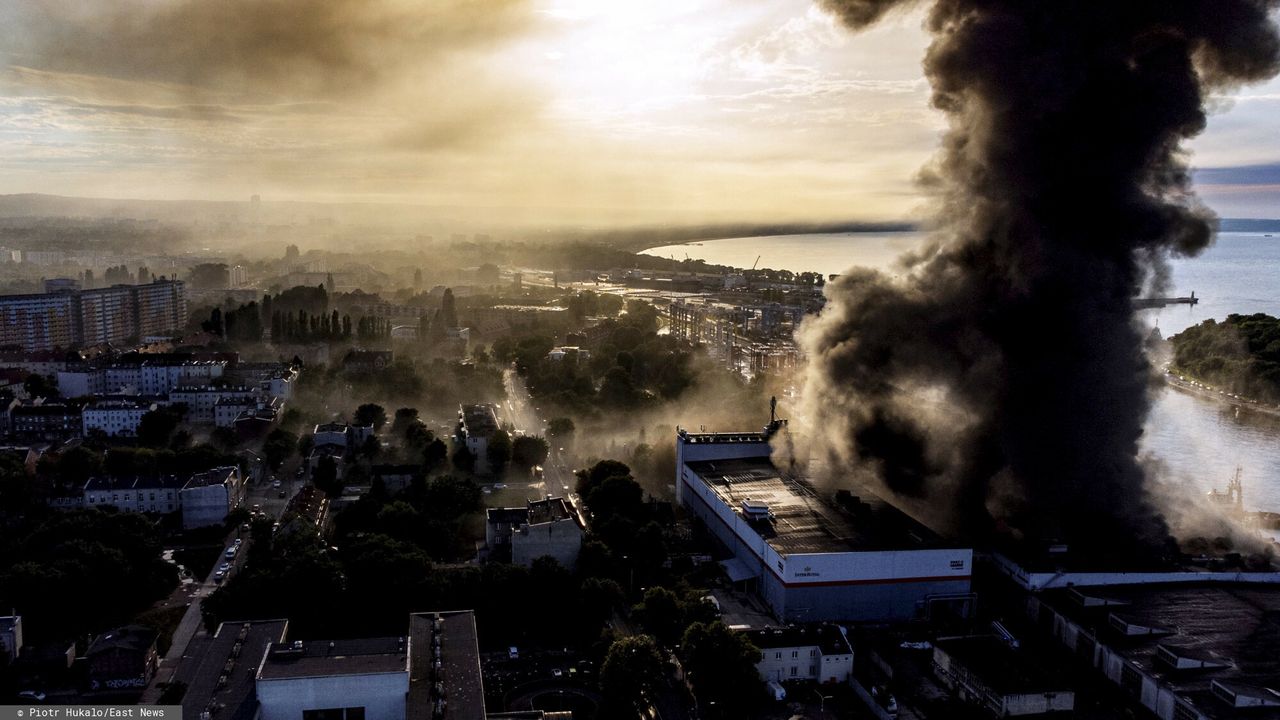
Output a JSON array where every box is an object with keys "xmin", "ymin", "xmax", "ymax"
[{"xmin": 0, "ymin": 192, "xmax": 1277, "ymax": 235}]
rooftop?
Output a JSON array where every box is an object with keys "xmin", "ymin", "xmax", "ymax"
[
  {"xmin": 407, "ymin": 611, "xmax": 486, "ymax": 720},
  {"xmin": 527, "ymin": 497, "xmax": 574, "ymax": 525},
  {"xmin": 460, "ymin": 404, "xmax": 499, "ymax": 436},
  {"xmin": 684, "ymin": 457, "xmax": 948, "ymax": 555},
  {"xmin": 87, "ymin": 625, "xmax": 157, "ymax": 657},
  {"xmin": 257, "ymin": 637, "xmax": 408, "ymax": 680},
  {"xmin": 934, "ymin": 635, "xmax": 1068, "ymax": 695},
  {"xmin": 745, "ymin": 624, "xmax": 853, "ymax": 655},
  {"xmin": 180, "ymin": 620, "xmax": 287, "ymax": 720},
  {"xmin": 1042, "ymin": 583, "xmax": 1280, "ymax": 720},
  {"xmin": 184, "ymin": 466, "xmax": 237, "ymax": 490}
]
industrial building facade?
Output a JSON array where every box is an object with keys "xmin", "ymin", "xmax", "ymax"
[{"xmin": 676, "ymin": 426, "xmax": 973, "ymax": 623}]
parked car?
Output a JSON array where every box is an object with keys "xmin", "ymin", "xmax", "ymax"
[{"xmin": 225, "ymin": 546, "xmax": 238, "ymax": 559}]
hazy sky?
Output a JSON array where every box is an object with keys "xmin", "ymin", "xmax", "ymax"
[{"xmin": 1, "ymin": 0, "xmax": 1277, "ymax": 224}]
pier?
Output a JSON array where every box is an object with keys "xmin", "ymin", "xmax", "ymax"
[{"xmin": 1134, "ymin": 291, "xmax": 1198, "ymax": 309}]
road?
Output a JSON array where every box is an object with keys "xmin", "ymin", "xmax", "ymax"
[
  {"xmin": 140, "ymin": 528, "xmax": 250, "ymax": 703},
  {"xmin": 140, "ymin": 476, "xmax": 298, "ymax": 703},
  {"xmin": 496, "ymin": 368, "xmax": 579, "ymax": 506}
]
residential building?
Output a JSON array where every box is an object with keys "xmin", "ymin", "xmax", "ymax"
[
  {"xmin": 0, "ymin": 292, "xmax": 77, "ymax": 351},
  {"xmin": 180, "ymin": 466, "xmax": 243, "ymax": 529},
  {"xmin": 0, "ymin": 615, "xmax": 22, "ymax": 664},
  {"xmin": 342, "ymin": 349, "xmax": 392, "ymax": 373},
  {"xmin": 216, "ymin": 395, "xmax": 261, "ymax": 427},
  {"xmin": 82, "ymin": 398, "xmax": 156, "ymax": 437},
  {"xmin": 485, "ymin": 496, "xmax": 584, "ymax": 569},
  {"xmin": 546, "ymin": 346, "xmax": 590, "ymax": 363},
  {"xmin": 84, "ymin": 475, "xmax": 182, "ymax": 514},
  {"xmin": 0, "ymin": 280, "xmax": 186, "ymax": 352},
  {"xmin": 748, "ymin": 624, "xmax": 854, "ymax": 685},
  {"xmin": 86, "ymin": 625, "xmax": 160, "ymax": 692},
  {"xmin": 170, "ymin": 385, "xmax": 256, "ymax": 424},
  {"xmin": 458, "ymin": 404, "xmax": 500, "ymax": 475},
  {"xmin": 233, "ymin": 399, "xmax": 283, "ymax": 438},
  {"xmin": 9, "ymin": 401, "xmax": 83, "ymax": 442},
  {"xmin": 932, "ymin": 635, "xmax": 1075, "ymax": 717},
  {"xmin": 371, "ymin": 465, "xmax": 419, "ymax": 495},
  {"xmin": 675, "ymin": 423, "xmax": 973, "ymax": 623},
  {"xmin": 313, "ymin": 422, "xmax": 351, "ymax": 449},
  {"xmin": 230, "ymin": 265, "xmax": 250, "ymax": 287}
]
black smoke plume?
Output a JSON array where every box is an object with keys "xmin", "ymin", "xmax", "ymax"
[{"xmin": 800, "ymin": 0, "xmax": 1280, "ymax": 557}]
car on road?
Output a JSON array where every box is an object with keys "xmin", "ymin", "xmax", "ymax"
[
  {"xmin": 278, "ymin": 490, "xmax": 287, "ymax": 498},
  {"xmin": 225, "ymin": 546, "xmax": 238, "ymax": 559},
  {"xmin": 18, "ymin": 690, "xmax": 47, "ymax": 703},
  {"xmin": 493, "ymin": 483, "xmax": 507, "ymax": 490},
  {"xmin": 213, "ymin": 569, "xmax": 225, "ymax": 582},
  {"xmin": 551, "ymin": 668, "xmax": 563, "ymax": 678},
  {"xmin": 219, "ymin": 562, "xmax": 231, "ymax": 573},
  {"xmin": 234, "ymin": 538, "xmax": 242, "ymax": 547},
  {"xmin": 272, "ymin": 479, "xmax": 282, "ymax": 488}
]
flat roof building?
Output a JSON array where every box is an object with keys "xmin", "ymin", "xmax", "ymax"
[
  {"xmin": 1030, "ymin": 583, "xmax": 1280, "ymax": 720},
  {"xmin": 407, "ymin": 611, "xmax": 485, "ymax": 720},
  {"xmin": 256, "ymin": 637, "xmax": 410, "ymax": 720},
  {"xmin": 676, "ymin": 425, "xmax": 973, "ymax": 623}
]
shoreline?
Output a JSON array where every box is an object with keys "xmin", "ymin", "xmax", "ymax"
[{"xmin": 1162, "ymin": 372, "xmax": 1280, "ymax": 421}]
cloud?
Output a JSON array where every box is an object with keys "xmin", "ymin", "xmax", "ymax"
[{"xmin": 1, "ymin": 0, "xmax": 534, "ymax": 100}]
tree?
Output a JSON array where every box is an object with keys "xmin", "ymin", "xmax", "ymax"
[
  {"xmin": 600, "ymin": 635, "xmax": 665, "ymax": 719},
  {"xmin": 423, "ymin": 438, "xmax": 448, "ymax": 473},
  {"xmin": 313, "ymin": 456, "xmax": 341, "ymax": 497},
  {"xmin": 511, "ymin": 435, "xmax": 549, "ymax": 469},
  {"xmin": 680, "ymin": 622, "xmax": 766, "ymax": 717},
  {"xmin": 486, "ymin": 429, "xmax": 512, "ymax": 475},
  {"xmin": 263, "ymin": 428, "xmax": 299, "ymax": 471},
  {"xmin": 576, "ymin": 459, "xmax": 632, "ymax": 495},
  {"xmin": 355, "ymin": 403, "xmax": 388, "ymax": 430},
  {"xmin": 635, "ymin": 586, "xmax": 685, "ymax": 647},
  {"xmin": 55, "ymin": 446, "xmax": 102, "ymax": 486},
  {"xmin": 137, "ymin": 407, "xmax": 184, "ymax": 448},
  {"xmin": 547, "ymin": 417, "xmax": 575, "ymax": 439},
  {"xmin": 22, "ymin": 373, "xmax": 57, "ymax": 399},
  {"xmin": 390, "ymin": 408, "xmax": 419, "ymax": 437}
]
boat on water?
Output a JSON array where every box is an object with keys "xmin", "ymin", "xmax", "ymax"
[{"xmin": 1208, "ymin": 467, "xmax": 1280, "ymax": 531}]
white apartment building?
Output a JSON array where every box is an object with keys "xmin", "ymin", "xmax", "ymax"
[
  {"xmin": 747, "ymin": 624, "xmax": 854, "ymax": 685},
  {"xmin": 82, "ymin": 399, "xmax": 156, "ymax": 437}
]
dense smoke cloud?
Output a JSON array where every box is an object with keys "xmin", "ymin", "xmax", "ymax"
[{"xmin": 799, "ymin": 0, "xmax": 1280, "ymax": 555}]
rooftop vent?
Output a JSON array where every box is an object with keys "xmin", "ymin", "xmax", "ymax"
[
  {"xmin": 1107, "ymin": 613, "xmax": 1170, "ymax": 637},
  {"xmin": 741, "ymin": 498, "xmax": 771, "ymax": 521},
  {"xmin": 1211, "ymin": 680, "xmax": 1280, "ymax": 708},
  {"xmin": 1156, "ymin": 645, "xmax": 1231, "ymax": 671}
]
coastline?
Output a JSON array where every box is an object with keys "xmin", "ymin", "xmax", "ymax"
[{"xmin": 1162, "ymin": 372, "xmax": 1280, "ymax": 421}]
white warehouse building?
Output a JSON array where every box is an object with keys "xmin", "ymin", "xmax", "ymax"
[{"xmin": 675, "ymin": 423, "xmax": 974, "ymax": 623}]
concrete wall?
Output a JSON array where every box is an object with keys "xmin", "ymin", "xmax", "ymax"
[
  {"xmin": 513, "ymin": 519, "xmax": 582, "ymax": 570},
  {"xmin": 181, "ymin": 482, "xmax": 231, "ymax": 529},
  {"xmin": 257, "ymin": 671, "xmax": 409, "ymax": 720},
  {"xmin": 757, "ymin": 646, "xmax": 852, "ymax": 684}
]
